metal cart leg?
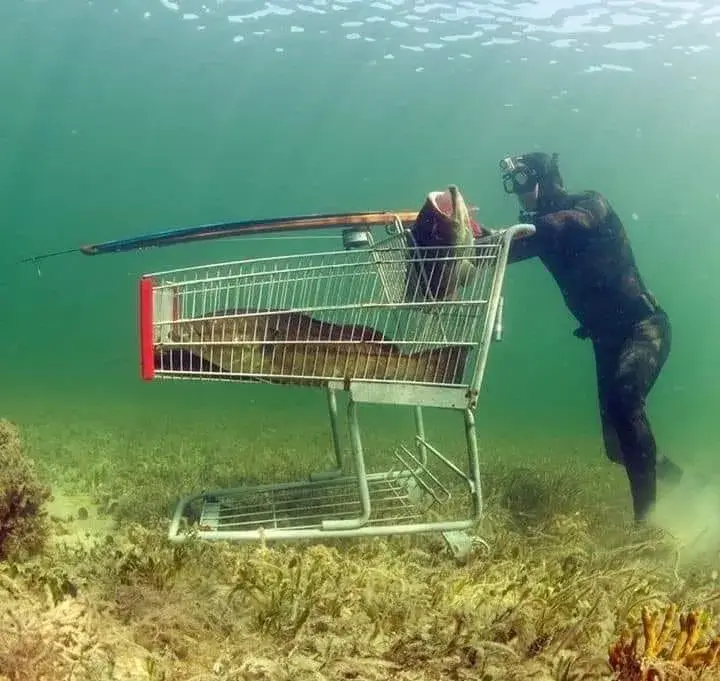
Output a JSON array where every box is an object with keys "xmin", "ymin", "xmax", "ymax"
[
  {"xmin": 413, "ymin": 405, "xmax": 428, "ymax": 467},
  {"xmin": 328, "ymin": 388, "xmax": 344, "ymax": 470},
  {"xmin": 321, "ymin": 397, "xmax": 372, "ymax": 531},
  {"xmin": 464, "ymin": 408, "xmax": 484, "ymax": 521},
  {"xmin": 310, "ymin": 387, "xmax": 345, "ymax": 482},
  {"xmin": 438, "ymin": 408, "xmax": 486, "ymax": 561}
]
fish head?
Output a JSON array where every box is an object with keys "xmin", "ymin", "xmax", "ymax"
[
  {"xmin": 415, "ymin": 185, "xmax": 480, "ymax": 248},
  {"xmin": 443, "ymin": 185, "xmax": 473, "ymax": 243},
  {"xmin": 408, "ymin": 185, "xmax": 482, "ymax": 302}
]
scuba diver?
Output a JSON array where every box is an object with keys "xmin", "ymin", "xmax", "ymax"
[{"xmin": 498, "ymin": 151, "xmax": 683, "ymax": 524}]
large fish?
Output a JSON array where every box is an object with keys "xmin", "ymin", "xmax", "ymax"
[
  {"xmin": 154, "ymin": 308, "xmax": 470, "ymax": 386},
  {"xmin": 407, "ymin": 185, "xmax": 485, "ymax": 303}
]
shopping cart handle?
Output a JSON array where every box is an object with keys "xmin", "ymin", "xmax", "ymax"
[
  {"xmin": 494, "ymin": 296, "xmax": 504, "ymax": 342},
  {"xmin": 474, "ymin": 222, "xmax": 536, "ymax": 245},
  {"xmin": 507, "ymin": 222, "xmax": 537, "ymax": 239}
]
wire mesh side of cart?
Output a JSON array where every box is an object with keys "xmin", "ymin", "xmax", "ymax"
[{"xmin": 139, "ymin": 227, "xmax": 511, "ymax": 391}]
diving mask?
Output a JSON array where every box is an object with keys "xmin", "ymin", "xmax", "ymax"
[{"xmin": 499, "ymin": 155, "xmax": 539, "ymax": 195}]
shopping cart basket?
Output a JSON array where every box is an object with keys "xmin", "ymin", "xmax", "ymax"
[{"xmin": 138, "ymin": 216, "xmax": 534, "ymax": 559}]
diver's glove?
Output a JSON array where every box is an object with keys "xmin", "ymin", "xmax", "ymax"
[{"xmin": 573, "ymin": 326, "xmax": 590, "ymax": 340}]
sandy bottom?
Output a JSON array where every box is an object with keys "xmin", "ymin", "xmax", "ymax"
[
  {"xmin": 1, "ymin": 406, "xmax": 719, "ymax": 681},
  {"xmin": 2, "ymin": 474, "xmax": 720, "ymax": 681},
  {"xmin": 46, "ymin": 490, "xmax": 119, "ymax": 550}
]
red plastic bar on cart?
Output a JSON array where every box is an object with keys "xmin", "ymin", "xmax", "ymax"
[{"xmin": 138, "ymin": 277, "xmax": 155, "ymax": 381}]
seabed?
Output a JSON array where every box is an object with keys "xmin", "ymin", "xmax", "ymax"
[{"xmin": 1, "ymin": 416, "xmax": 719, "ymax": 681}]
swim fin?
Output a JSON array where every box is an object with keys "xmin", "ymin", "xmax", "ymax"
[{"xmin": 656, "ymin": 455, "xmax": 683, "ymax": 486}]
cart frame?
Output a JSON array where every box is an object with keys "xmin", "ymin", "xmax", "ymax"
[{"xmin": 137, "ymin": 218, "xmax": 534, "ymax": 559}]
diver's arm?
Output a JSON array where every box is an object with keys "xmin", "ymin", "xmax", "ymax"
[
  {"xmin": 533, "ymin": 193, "xmax": 609, "ymax": 236},
  {"xmin": 476, "ymin": 226, "xmax": 540, "ymax": 264},
  {"xmin": 507, "ymin": 234, "xmax": 541, "ymax": 263},
  {"xmin": 498, "ymin": 195, "xmax": 603, "ymax": 264},
  {"xmin": 475, "ymin": 194, "xmax": 607, "ymax": 264}
]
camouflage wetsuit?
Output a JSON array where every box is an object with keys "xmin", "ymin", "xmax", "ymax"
[{"xmin": 508, "ymin": 189, "xmax": 671, "ymax": 522}]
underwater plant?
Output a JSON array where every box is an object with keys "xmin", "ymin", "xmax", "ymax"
[
  {"xmin": 0, "ymin": 419, "xmax": 51, "ymax": 562},
  {"xmin": 609, "ymin": 604, "xmax": 720, "ymax": 680}
]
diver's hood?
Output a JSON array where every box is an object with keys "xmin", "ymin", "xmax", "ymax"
[
  {"xmin": 502, "ymin": 151, "xmax": 566, "ymax": 214},
  {"xmin": 520, "ymin": 152, "xmax": 566, "ymax": 212}
]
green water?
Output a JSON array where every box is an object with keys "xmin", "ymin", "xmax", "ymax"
[{"xmin": 1, "ymin": 1, "xmax": 718, "ymax": 503}]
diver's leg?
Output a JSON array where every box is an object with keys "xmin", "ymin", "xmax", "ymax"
[
  {"xmin": 604, "ymin": 312, "xmax": 673, "ymax": 522},
  {"xmin": 613, "ymin": 404, "xmax": 658, "ymax": 522},
  {"xmin": 593, "ymin": 342, "xmax": 624, "ymax": 465},
  {"xmin": 629, "ymin": 312, "xmax": 682, "ymax": 485}
]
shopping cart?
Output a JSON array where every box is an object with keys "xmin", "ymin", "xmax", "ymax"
[{"xmin": 138, "ymin": 216, "xmax": 534, "ymax": 559}]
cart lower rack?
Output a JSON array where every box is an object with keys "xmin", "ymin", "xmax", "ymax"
[{"xmin": 138, "ymin": 217, "xmax": 534, "ymax": 559}]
